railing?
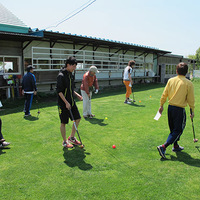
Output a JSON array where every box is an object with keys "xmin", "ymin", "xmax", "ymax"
[{"xmin": 32, "ymin": 47, "xmax": 146, "ymax": 70}]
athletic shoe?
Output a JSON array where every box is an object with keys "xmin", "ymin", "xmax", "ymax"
[
  {"xmin": 89, "ymin": 114, "xmax": 95, "ymax": 119},
  {"xmin": 0, "ymin": 141, "xmax": 10, "ymax": 148},
  {"xmin": 83, "ymin": 115, "xmax": 88, "ymax": 118},
  {"xmin": 157, "ymin": 145, "xmax": 166, "ymax": 159},
  {"xmin": 2, "ymin": 141, "xmax": 10, "ymax": 146},
  {"xmin": 124, "ymin": 100, "xmax": 131, "ymax": 104},
  {"xmin": 68, "ymin": 136, "xmax": 81, "ymax": 145},
  {"xmin": 172, "ymin": 145, "xmax": 184, "ymax": 152},
  {"xmin": 62, "ymin": 141, "xmax": 73, "ymax": 148},
  {"xmin": 128, "ymin": 98, "xmax": 133, "ymax": 102},
  {"xmin": 0, "ymin": 139, "xmax": 5, "ymax": 143},
  {"xmin": 24, "ymin": 113, "xmax": 31, "ymax": 117}
]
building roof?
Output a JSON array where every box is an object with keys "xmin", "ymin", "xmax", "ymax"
[
  {"xmin": 0, "ymin": 31, "xmax": 42, "ymax": 41},
  {"xmin": 0, "ymin": 3, "xmax": 171, "ymax": 55},
  {"xmin": 0, "ymin": 3, "xmax": 29, "ymax": 33},
  {"xmin": 29, "ymin": 29, "xmax": 171, "ymax": 55}
]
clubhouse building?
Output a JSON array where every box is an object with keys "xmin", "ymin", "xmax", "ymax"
[{"xmin": 0, "ymin": 3, "xmax": 195, "ymax": 98}]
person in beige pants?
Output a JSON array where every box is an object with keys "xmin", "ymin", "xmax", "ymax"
[{"xmin": 81, "ymin": 66, "xmax": 99, "ymax": 118}]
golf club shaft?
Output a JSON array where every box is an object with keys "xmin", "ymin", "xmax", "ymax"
[
  {"xmin": 132, "ymin": 86, "xmax": 135, "ymax": 101},
  {"xmin": 190, "ymin": 108, "xmax": 196, "ymax": 139},
  {"xmin": 36, "ymin": 95, "xmax": 40, "ymax": 112}
]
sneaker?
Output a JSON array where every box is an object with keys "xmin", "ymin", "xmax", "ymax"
[
  {"xmin": 62, "ymin": 141, "xmax": 73, "ymax": 148},
  {"xmin": 24, "ymin": 113, "xmax": 31, "ymax": 117},
  {"xmin": 83, "ymin": 115, "xmax": 88, "ymax": 118},
  {"xmin": 89, "ymin": 114, "xmax": 95, "ymax": 119},
  {"xmin": 127, "ymin": 98, "xmax": 133, "ymax": 102},
  {"xmin": 157, "ymin": 145, "xmax": 166, "ymax": 159},
  {"xmin": 172, "ymin": 145, "xmax": 184, "ymax": 152},
  {"xmin": 68, "ymin": 136, "xmax": 81, "ymax": 145},
  {"xmin": 2, "ymin": 141, "xmax": 10, "ymax": 147},
  {"xmin": 124, "ymin": 100, "xmax": 131, "ymax": 104},
  {"xmin": 0, "ymin": 139, "xmax": 6, "ymax": 143}
]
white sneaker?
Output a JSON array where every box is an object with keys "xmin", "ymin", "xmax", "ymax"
[
  {"xmin": 2, "ymin": 141, "xmax": 10, "ymax": 146},
  {"xmin": 124, "ymin": 100, "xmax": 131, "ymax": 104},
  {"xmin": 0, "ymin": 141, "xmax": 10, "ymax": 148},
  {"xmin": 127, "ymin": 98, "xmax": 133, "ymax": 102}
]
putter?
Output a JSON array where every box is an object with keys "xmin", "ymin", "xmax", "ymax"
[
  {"xmin": 69, "ymin": 109, "xmax": 84, "ymax": 148},
  {"xmin": 36, "ymin": 95, "xmax": 40, "ymax": 117},
  {"xmin": 132, "ymin": 86, "xmax": 136, "ymax": 102},
  {"xmin": 190, "ymin": 108, "xmax": 198, "ymax": 143}
]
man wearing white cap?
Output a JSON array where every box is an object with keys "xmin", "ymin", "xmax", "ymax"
[{"xmin": 80, "ymin": 66, "xmax": 99, "ymax": 118}]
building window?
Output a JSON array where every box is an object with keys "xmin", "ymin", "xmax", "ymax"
[{"xmin": 0, "ymin": 56, "xmax": 20, "ymax": 74}]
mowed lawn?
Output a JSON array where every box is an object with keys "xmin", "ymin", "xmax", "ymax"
[{"xmin": 1, "ymin": 82, "xmax": 200, "ymax": 200}]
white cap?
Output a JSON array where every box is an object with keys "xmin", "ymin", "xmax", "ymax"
[{"xmin": 89, "ymin": 66, "xmax": 99, "ymax": 73}]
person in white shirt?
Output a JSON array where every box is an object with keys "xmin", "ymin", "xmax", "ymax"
[{"xmin": 123, "ymin": 60, "xmax": 135, "ymax": 104}]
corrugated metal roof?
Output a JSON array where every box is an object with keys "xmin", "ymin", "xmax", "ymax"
[{"xmin": 29, "ymin": 29, "xmax": 171, "ymax": 54}]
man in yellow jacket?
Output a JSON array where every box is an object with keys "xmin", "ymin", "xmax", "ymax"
[{"xmin": 157, "ymin": 62, "xmax": 195, "ymax": 159}]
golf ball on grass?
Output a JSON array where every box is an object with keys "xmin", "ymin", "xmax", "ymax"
[
  {"xmin": 139, "ymin": 100, "xmax": 141, "ymax": 103},
  {"xmin": 105, "ymin": 117, "xmax": 108, "ymax": 120},
  {"xmin": 112, "ymin": 145, "xmax": 116, "ymax": 149}
]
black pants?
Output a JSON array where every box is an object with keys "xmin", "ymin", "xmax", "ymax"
[{"xmin": 166, "ymin": 105, "xmax": 186, "ymax": 144}]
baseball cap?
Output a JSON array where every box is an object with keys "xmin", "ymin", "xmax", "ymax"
[
  {"xmin": 89, "ymin": 66, "xmax": 99, "ymax": 73},
  {"xmin": 26, "ymin": 65, "xmax": 35, "ymax": 72}
]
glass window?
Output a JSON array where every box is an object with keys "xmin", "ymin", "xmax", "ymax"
[{"xmin": 0, "ymin": 56, "xmax": 20, "ymax": 74}]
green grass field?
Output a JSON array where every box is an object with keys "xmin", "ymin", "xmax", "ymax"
[{"xmin": 1, "ymin": 82, "xmax": 200, "ymax": 200}]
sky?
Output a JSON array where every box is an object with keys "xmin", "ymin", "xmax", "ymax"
[{"xmin": 1, "ymin": 0, "xmax": 200, "ymax": 57}]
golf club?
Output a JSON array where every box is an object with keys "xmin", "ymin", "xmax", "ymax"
[
  {"xmin": 132, "ymin": 85, "xmax": 136, "ymax": 102},
  {"xmin": 36, "ymin": 94, "xmax": 40, "ymax": 117},
  {"xmin": 190, "ymin": 108, "xmax": 198, "ymax": 143},
  {"xmin": 69, "ymin": 109, "xmax": 84, "ymax": 148}
]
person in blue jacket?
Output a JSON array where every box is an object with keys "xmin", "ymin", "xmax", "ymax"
[{"xmin": 22, "ymin": 65, "xmax": 37, "ymax": 117}]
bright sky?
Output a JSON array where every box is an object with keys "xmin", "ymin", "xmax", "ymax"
[{"xmin": 1, "ymin": 0, "xmax": 200, "ymax": 57}]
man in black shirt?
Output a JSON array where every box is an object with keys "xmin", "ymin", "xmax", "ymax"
[{"xmin": 57, "ymin": 57, "xmax": 83, "ymax": 148}]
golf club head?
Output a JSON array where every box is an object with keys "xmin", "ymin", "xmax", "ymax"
[
  {"xmin": 80, "ymin": 144, "xmax": 84, "ymax": 148},
  {"xmin": 193, "ymin": 138, "xmax": 198, "ymax": 143}
]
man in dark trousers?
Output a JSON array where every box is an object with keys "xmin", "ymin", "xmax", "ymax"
[
  {"xmin": 157, "ymin": 62, "xmax": 195, "ymax": 159},
  {"xmin": 22, "ymin": 65, "xmax": 37, "ymax": 117},
  {"xmin": 56, "ymin": 57, "xmax": 83, "ymax": 148}
]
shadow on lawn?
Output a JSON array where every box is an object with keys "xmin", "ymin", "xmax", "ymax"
[
  {"xmin": 0, "ymin": 147, "xmax": 10, "ymax": 156},
  {"xmin": 128, "ymin": 103, "xmax": 145, "ymax": 107},
  {"xmin": 84, "ymin": 117, "xmax": 108, "ymax": 126},
  {"xmin": 163, "ymin": 151, "xmax": 200, "ymax": 167},
  {"xmin": 63, "ymin": 146, "xmax": 93, "ymax": 170},
  {"xmin": 23, "ymin": 116, "xmax": 39, "ymax": 121}
]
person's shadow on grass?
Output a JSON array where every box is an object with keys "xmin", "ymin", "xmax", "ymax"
[
  {"xmin": 24, "ymin": 116, "xmax": 39, "ymax": 121},
  {"xmin": 163, "ymin": 151, "xmax": 200, "ymax": 168},
  {"xmin": 128, "ymin": 103, "xmax": 145, "ymax": 107},
  {"xmin": 63, "ymin": 146, "xmax": 93, "ymax": 170},
  {"xmin": 0, "ymin": 147, "xmax": 10, "ymax": 156},
  {"xmin": 84, "ymin": 117, "xmax": 108, "ymax": 126}
]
